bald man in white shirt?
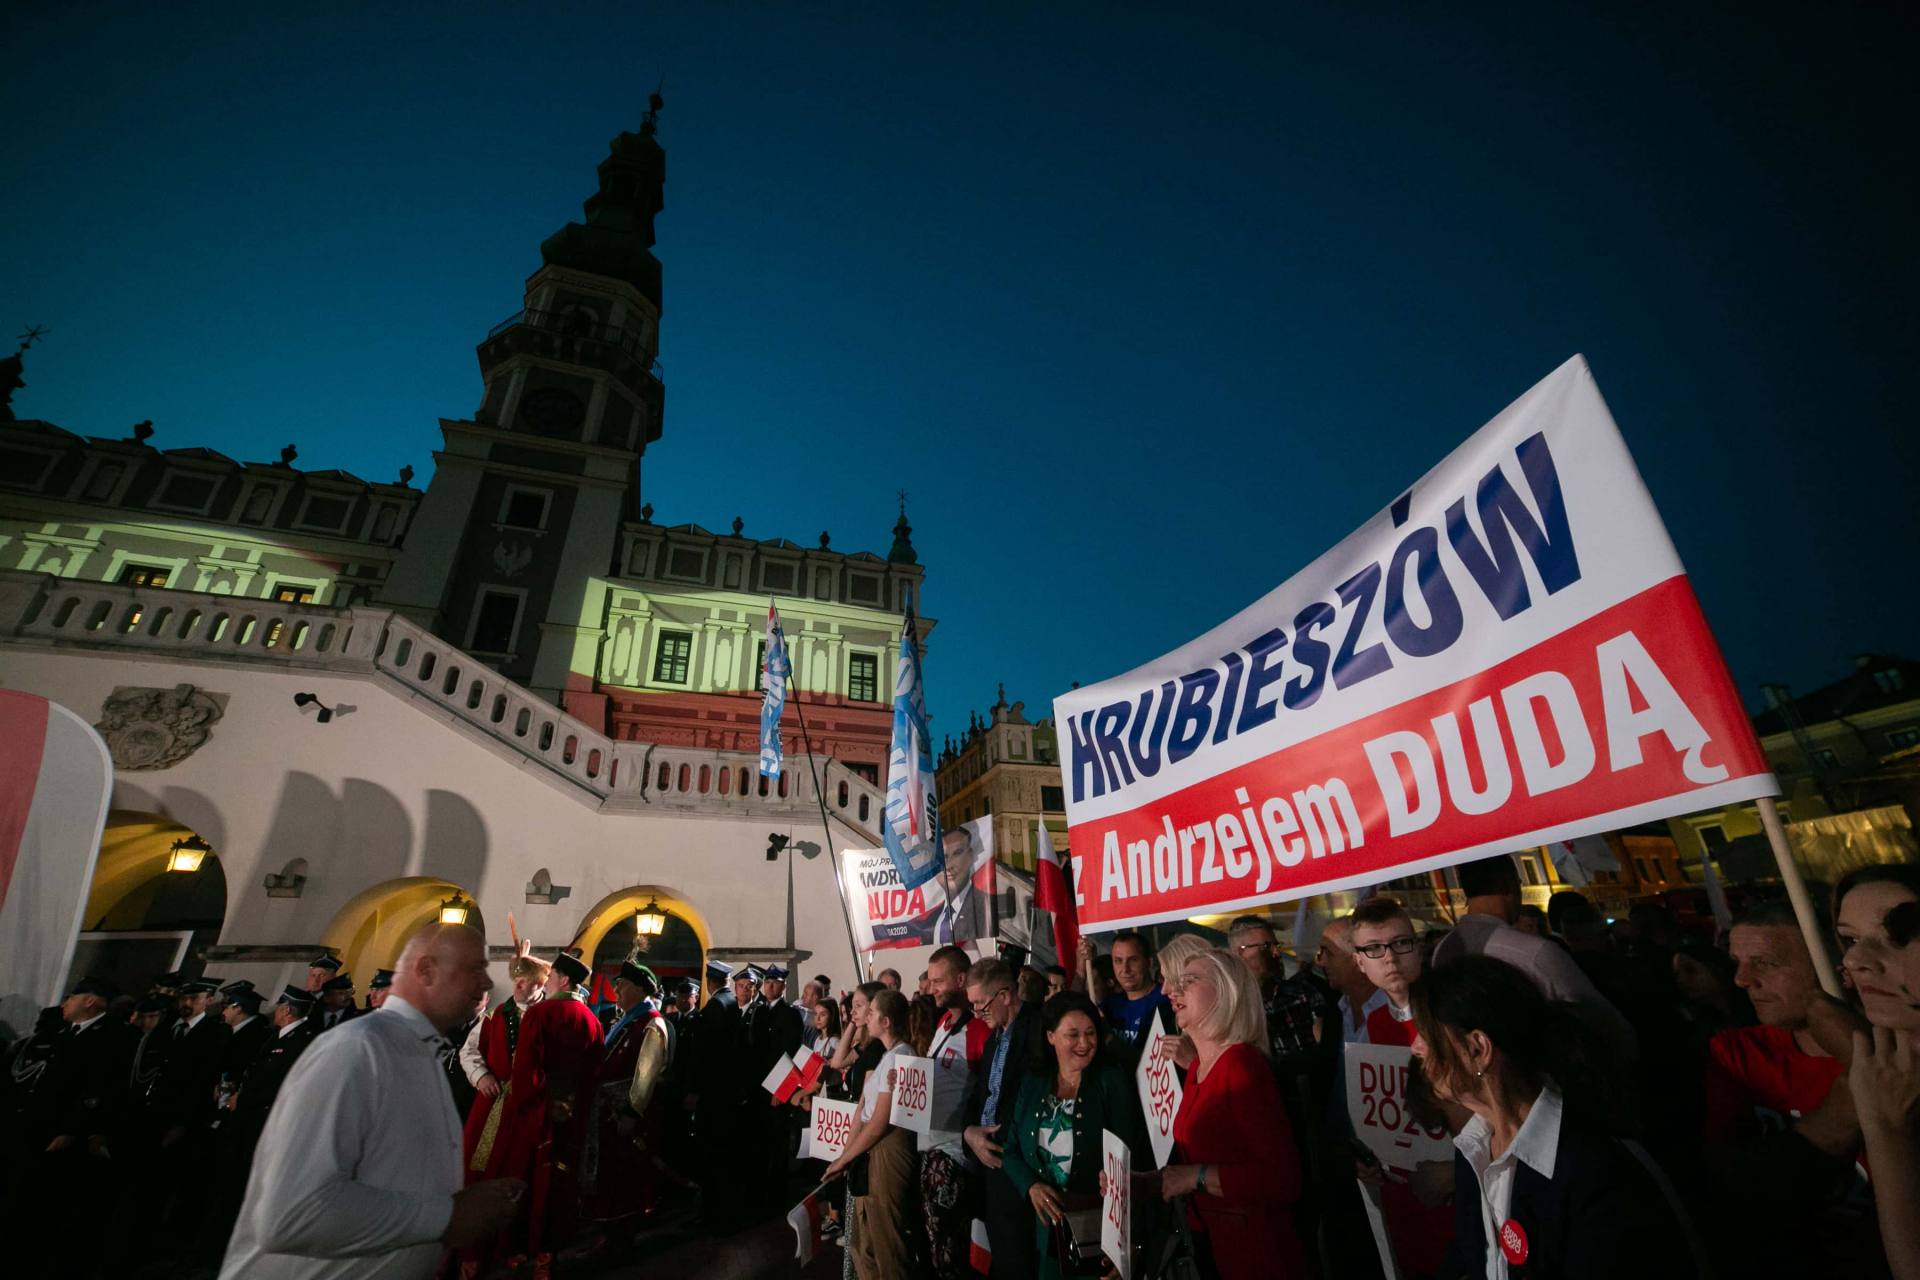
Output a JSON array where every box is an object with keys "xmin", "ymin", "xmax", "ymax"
[{"xmin": 219, "ymin": 925, "xmax": 525, "ymax": 1279}]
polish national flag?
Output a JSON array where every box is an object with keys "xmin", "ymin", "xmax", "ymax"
[
  {"xmin": 761, "ymin": 1052, "xmax": 803, "ymax": 1103},
  {"xmin": 969, "ymin": 1218, "xmax": 992, "ymax": 1274},
  {"xmin": 1035, "ymin": 823, "xmax": 1080, "ymax": 965},
  {"xmin": 789, "ymin": 1189, "xmax": 826, "ymax": 1264},
  {"xmin": 794, "ymin": 1041, "xmax": 824, "ymax": 1089}
]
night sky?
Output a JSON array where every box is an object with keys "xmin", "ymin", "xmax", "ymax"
[{"xmin": 5, "ymin": 4, "xmax": 1914, "ymax": 731}]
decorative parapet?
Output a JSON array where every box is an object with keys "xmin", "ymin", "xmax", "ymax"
[{"xmin": 0, "ymin": 570, "xmax": 885, "ymax": 841}]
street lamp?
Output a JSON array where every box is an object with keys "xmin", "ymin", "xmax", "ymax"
[
  {"xmin": 635, "ymin": 898, "xmax": 667, "ymax": 937},
  {"xmin": 166, "ymin": 835, "xmax": 211, "ymax": 873},
  {"xmin": 439, "ymin": 894, "xmax": 475, "ymax": 925}
]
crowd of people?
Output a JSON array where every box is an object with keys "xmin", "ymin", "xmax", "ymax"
[{"xmin": 3, "ymin": 851, "xmax": 1917, "ymax": 1280}]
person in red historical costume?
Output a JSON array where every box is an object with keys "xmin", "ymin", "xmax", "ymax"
[
  {"xmin": 459, "ymin": 949, "xmax": 550, "ymax": 1169},
  {"xmin": 470, "ymin": 949, "xmax": 605, "ymax": 1278},
  {"xmin": 575, "ymin": 961, "xmax": 677, "ymax": 1259}
]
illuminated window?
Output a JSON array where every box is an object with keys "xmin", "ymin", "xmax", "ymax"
[
  {"xmin": 119, "ymin": 564, "xmax": 170, "ymax": 588},
  {"xmin": 652, "ymin": 631, "xmax": 692, "ymax": 683}
]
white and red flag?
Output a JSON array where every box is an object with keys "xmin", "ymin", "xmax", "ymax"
[
  {"xmin": 788, "ymin": 1187, "xmax": 827, "ymax": 1265},
  {"xmin": 762, "ymin": 1043, "xmax": 825, "ymax": 1104},
  {"xmin": 969, "ymin": 1218, "xmax": 992, "ymax": 1274},
  {"xmin": 1053, "ymin": 356, "xmax": 1775, "ymax": 932},
  {"xmin": 1034, "ymin": 822, "xmax": 1081, "ymax": 965}
]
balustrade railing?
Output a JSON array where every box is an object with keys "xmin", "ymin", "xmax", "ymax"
[{"xmin": 0, "ymin": 570, "xmax": 885, "ymax": 839}]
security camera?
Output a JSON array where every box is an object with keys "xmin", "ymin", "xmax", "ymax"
[{"xmin": 293, "ymin": 692, "xmax": 334, "ymax": 724}]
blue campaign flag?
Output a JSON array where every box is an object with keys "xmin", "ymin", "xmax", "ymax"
[
  {"xmin": 759, "ymin": 600, "xmax": 790, "ymax": 778},
  {"xmin": 883, "ymin": 611, "xmax": 942, "ymax": 889}
]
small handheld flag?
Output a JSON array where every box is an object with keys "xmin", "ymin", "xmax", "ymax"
[{"xmin": 1035, "ymin": 823, "xmax": 1080, "ymax": 966}]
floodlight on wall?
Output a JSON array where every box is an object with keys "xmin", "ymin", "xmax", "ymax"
[
  {"xmin": 439, "ymin": 894, "xmax": 475, "ymax": 926},
  {"xmin": 635, "ymin": 898, "xmax": 667, "ymax": 937},
  {"xmin": 766, "ymin": 832, "xmax": 790, "ymax": 862},
  {"xmin": 293, "ymin": 691, "xmax": 335, "ymax": 724},
  {"xmin": 166, "ymin": 835, "xmax": 211, "ymax": 873}
]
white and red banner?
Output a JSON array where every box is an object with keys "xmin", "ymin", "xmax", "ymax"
[
  {"xmin": 1101, "ymin": 1128, "xmax": 1133, "ymax": 1279},
  {"xmin": 0, "ymin": 692, "xmax": 113, "ymax": 1041},
  {"xmin": 841, "ymin": 816, "xmax": 997, "ymax": 950},
  {"xmin": 887, "ymin": 1053, "xmax": 936, "ymax": 1135},
  {"xmin": 809, "ymin": 1097, "xmax": 858, "ymax": 1163},
  {"xmin": 1053, "ymin": 357, "xmax": 1774, "ymax": 932},
  {"xmin": 1346, "ymin": 1043, "xmax": 1453, "ymax": 1172},
  {"xmin": 1134, "ymin": 1018, "xmax": 1183, "ymax": 1168}
]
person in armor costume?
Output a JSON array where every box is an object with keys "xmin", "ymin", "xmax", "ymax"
[
  {"xmin": 472, "ymin": 949, "xmax": 605, "ymax": 1277},
  {"xmin": 581, "ymin": 963, "xmax": 675, "ymax": 1221}
]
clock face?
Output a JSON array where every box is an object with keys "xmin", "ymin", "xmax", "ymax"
[{"xmin": 518, "ymin": 387, "xmax": 585, "ymax": 436}]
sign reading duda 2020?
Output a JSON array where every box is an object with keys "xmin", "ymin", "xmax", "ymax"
[{"xmin": 1054, "ymin": 356, "xmax": 1775, "ymax": 932}]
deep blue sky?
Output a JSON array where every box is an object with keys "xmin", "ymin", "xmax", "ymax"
[{"xmin": 5, "ymin": 4, "xmax": 1914, "ymax": 729}]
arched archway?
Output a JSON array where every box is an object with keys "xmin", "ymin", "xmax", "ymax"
[
  {"xmin": 570, "ymin": 886, "xmax": 710, "ymax": 999},
  {"xmin": 321, "ymin": 877, "xmax": 487, "ymax": 983},
  {"xmin": 71, "ymin": 810, "xmax": 230, "ymax": 993}
]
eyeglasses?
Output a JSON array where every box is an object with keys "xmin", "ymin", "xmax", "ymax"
[
  {"xmin": 1235, "ymin": 941, "xmax": 1277, "ymax": 954},
  {"xmin": 969, "ymin": 989, "xmax": 1010, "ymax": 1016},
  {"xmin": 1353, "ymin": 936, "xmax": 1418, "ymax": 959}
]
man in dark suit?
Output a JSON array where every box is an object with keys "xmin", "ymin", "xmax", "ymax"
[
  {"xmin": 961, "ymin": 958, "xmax": 1042, "ymax": 1276},
  {"xmin": 746, "ymin": 964, "xmax": 806, "ymax": 1203},
  {"xmin": 936, "ymin": 824, "xmax": 993, "ymax": 945},
  {"xmin": 312, "ymin": 972, "xmax": 358, "ymax": 1031},
  {"xmin": 219, "ymin": 984, "xmax": 272, "ymax": 1082},
  {"xmin": 202, "ymin": 986, "xmax": 319, "ymax": 1259},
  {"xmin": 685, "ymin": 960, "xmax": 745, "ymax": 1231},
  {"xmin": 21, "ymin": 978, "xmax": 140, "ymax": 1274}
]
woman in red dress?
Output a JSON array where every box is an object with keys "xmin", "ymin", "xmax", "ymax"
[{"xmin": 1156, "ymin": 946, "xmax": 1308, "ymax": 1279}]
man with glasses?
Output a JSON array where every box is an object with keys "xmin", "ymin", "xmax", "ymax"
[
  {"xmin": 1227, "ymin": 916, "xmax": 1334, "ymax": 1078},
  {"xmin": 1316, "ymin": 917, "xmax": 1385, "ymax": 1042},
  {"xmin": 1346, "ymin": 896, "xmax": 1456, "ymax": 1278},
  {"xmin": 961, "ymin": 959, "xmax": 1041, "ymax": 1277}
]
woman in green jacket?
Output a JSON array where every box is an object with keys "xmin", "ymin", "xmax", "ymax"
[{"xmin": 1001, "ymin": 991, "xmax": 1151, "ymax": 1278}]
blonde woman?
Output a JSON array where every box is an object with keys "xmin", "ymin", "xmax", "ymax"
[{"xmin": 1158, "ymin": 947, "xmax": 1307, "ymax": 1278}]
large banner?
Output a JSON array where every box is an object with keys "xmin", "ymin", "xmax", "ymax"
[
  {"xmin": 841, "ymin": 815, "xmax": 997, "ymax": 950},
  {"xmin": 1054, "ymin": 356, "xmax": 1774, "ymax": 932},
  {"xmin": 0, "ymin": 692, "xmax": 114, "ymax": 1040}
]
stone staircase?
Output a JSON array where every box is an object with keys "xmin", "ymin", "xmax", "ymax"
[{"xmin": 0, "ymin": 570, "xmax": 887, "ymax": 841}]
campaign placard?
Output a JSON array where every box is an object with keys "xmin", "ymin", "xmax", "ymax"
[
  {"xmin": 1101, "ymin": 1129, "xmax": 1132, "ymax": 1280},
  {"xmin": 1345, "ymin": 1042, "xmax": 1452, "ymax": 1172},
  {"xmin": 1134, "ymin": 1019, "xmax": 1183, "ymax": 1168},
  {"xmin": 1054, "ymin": 357, "xmax": 1776, "ymax": 932},
  {"xmin": 809, "ymin": 1097, "xmax": 858, "ymax": 1163},
  {"xmin": 841, "ymin": 815, "xmax": 998, "ymax": 950},
  {"xmin": 888, "ymin": 1053, "xmax": 935, "ymax": 1134}
]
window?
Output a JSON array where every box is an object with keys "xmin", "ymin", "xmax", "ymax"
[
  {"xmin": 294, "ymin": 493, "xmax": 352, "ymax": 533},
  {"xmin": 1519, "ymin": 856, "xmax": 1541, "ymax": 886},
  {"xmin": 1874, "ymin": 668, "xmax": 1907, "ymax": 694},
  {"xmin": 272, "ymin": 585, "xmax": 315, "ymax": 604},
  {"xmin": 761, "ymin": 562, "xmax": 797, "ymax": 594},
  {"xmin": 371, "ymin": 505, "xmax": 399, "ymax": 542},
  {"xmin": 1888, "ymin": 726, "xmax": 1920, "ymax": 750},
  {"xmin": 0, "ymin": 447, "xmax": 56, "ymax": 489},
  {"xmin": 848, "ymin": 574, "xmax": 882, "ymax": 605},
  {"xmin": 982, "ymin": 797, "xmax": 992, "ymax": 815},
  {"xmin": 666, "ymin": 547, "xmax": 705, "ymax": 580},
  {"xmin": 652, "ymin": 630, "xmax": 692, "ymax": 683},
  {"xmin": 848, "ymin": 652, "xmax": 878, "ymax": 702},
  {"xmin": 154, "ymin": 472, "xmax": 218, "ymax": 513},
  {"xmin": 118, "ymin": 564, "xmax": 171, "ymax": 588},
  {"xmin": 1041, "ymin": 785, "xmax": 1065, "ymax": 812},
  {"xmin": 469, "ymin": 590, "xmax": 524, "ymax": 655},
  {"xmin": 1696, "ymin": 824, "xmax": 1728, "ymax": 850},
  {"xmin": 499, "ymin": 486, "xmax": 551, "ymax": 531}
]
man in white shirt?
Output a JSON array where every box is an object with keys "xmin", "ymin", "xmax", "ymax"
[
  {"xmin": 219, "ymin": 924, "xmax": 525, "ymax": 1279},
  {"xmin": 920, "ymin": 946, "xmax": 991, "ymax": 1279}
]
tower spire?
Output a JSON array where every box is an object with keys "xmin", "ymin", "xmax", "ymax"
[{"xmin": 539, "ymin": 97, "xmax": 668, "ymax": 305}]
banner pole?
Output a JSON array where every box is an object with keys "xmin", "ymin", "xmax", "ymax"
[
  {"xmin": 788, "ymin": 695, "xmax": 869, "ymax": 986},
  {"xmin": 1756, "ymin": 796, "xmax": 1843, "ymax": 998}
]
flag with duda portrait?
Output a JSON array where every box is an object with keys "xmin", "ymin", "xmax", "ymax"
[
  {"xmin": 759, "ymin": 599, "xmax": 790, "ymax": 778},
  {"xmin": 1053, "ymin": 356, "xmax": 1776, "ymax": 933},
  {"xmin": 883, "ymin": 608, "xmax": 942, "ymax": 890}
]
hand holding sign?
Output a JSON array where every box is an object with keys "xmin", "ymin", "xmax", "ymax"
[
  {"xmin": 888, "ymin": 1054, "xmax": 935, "ymax": 1135},
  {"xmin": 1101, "ymin": 1129, "xmax": 1132, "ymax": 1280},
  {"xmin": 1134, "ymin": 1020, "xmax": 1183, "ymax": 1169}
]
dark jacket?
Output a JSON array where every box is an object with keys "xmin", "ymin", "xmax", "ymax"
[
  {"xmin": 964, "ymin": 999, "xmax": 1041, "ymax": 1137},
  {"xmin": 222, "ymin": 1015, "xmax": 272, "ymax": 1081},
  {"xmin": 1440, "ymin": 1118, "xmax": 1698, "ymax": 1280},
  {"xmin": 156, "ymin": 1012, "xmax": 227, "ymax": 1126},
  {"xmin": 1003, "ymin": 1061, "xmax": 1151, "ymax": 1276},
  {"xmin": 45, "ymin": 1015, "xmax": 140, "ymax": 1142}
]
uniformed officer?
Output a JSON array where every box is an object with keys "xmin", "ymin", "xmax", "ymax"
[
  {"xmin": 747, "ymin": 964, "xmax": 805, "ymax": 1201},
  {"xmin": 304, "ymin": 952, "xmax": 342, "ymax": 994},
  {"xmin": 201, "ymin": 986, "xmax": 319, "ymax": 1258},
  {"xmin": 313, "ymin": 972, "xmax": 358, "ymax": 1031},
  {"xmin": 220, "ymin": 985, "xmax": 271, "ymax": 1084},
  {"xmin": 366, "ymin": 968, "xmax": 395, "ymax": 1010}
]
